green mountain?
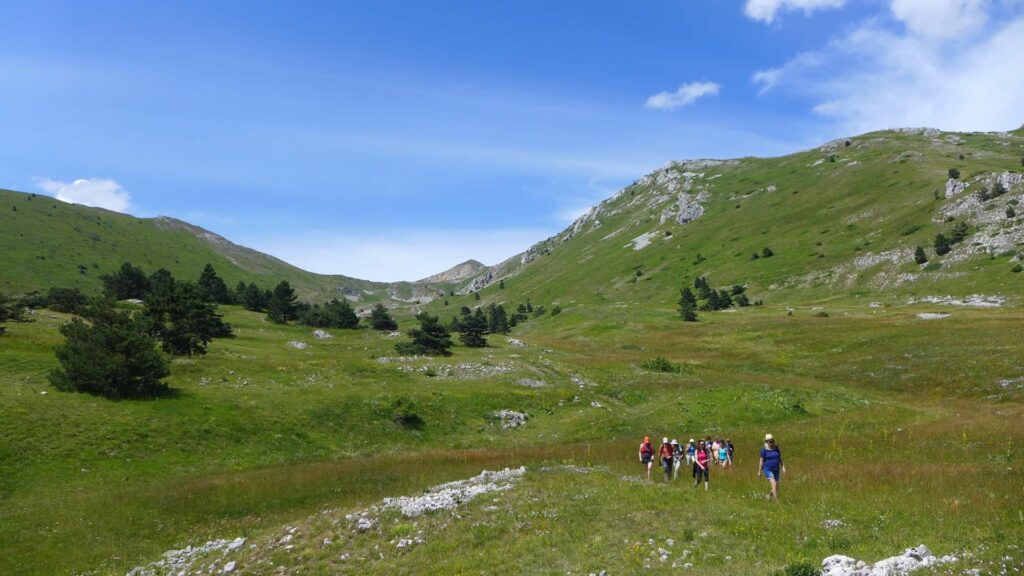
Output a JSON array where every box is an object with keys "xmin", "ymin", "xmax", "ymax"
[
  {"xmin": 452, "ymin": 127, "xmax": 1024, "ymax": 310},
  {"xmin": 0, "ymin": 190, "xmax": 462, "ymax": 307}
]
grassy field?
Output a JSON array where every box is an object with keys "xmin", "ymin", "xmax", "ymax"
[{"xmin": 1, "ymin": 300, "xmax": 1022, "ymax": 574}]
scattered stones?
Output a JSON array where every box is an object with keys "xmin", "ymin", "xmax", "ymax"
[
  {"xmin": 821, "ymin": 545, "xmax": 955, "ymax": 576},
  {"xmin": 125, "ymin": 537, "xmax": 246, "ymax": 576},
  {"xmin": 516, "ymin": 378, "xmax": 548, "ymax": 388},
  {"xmin": 221, "ymin": 560, "xmax": 237, "ymax": 573},
  {"xmin": 821, "ymin": 519, "xmax": 846, "ymax": 529},
  {"xmin": 908, "ymin": 295, "xmax": 1005, "ymax": 308},
  {"xmin": 916, "ymin": 313, "xmax": 951, "ymax": 320},
  {"xmin": 381, "ymin": 467, "xmax": 526, "ymax": 518},
  {"xmin": 493, "ymin": 410, "xmax": 528, "ymax": 429},
  {"xmin": 287, "ymin": 341, "xmax": 309, "ymax": 350},
  {"xmin": 507, "ymin": 338, "xmax": 527, "ymax": 348},
  {"xmin": 312, "ymin": 329, "xmax": 332, "ymax": 340},
  {"xmin": 590, "ymin": 400, "xmax": 604, "ymax": 408}
]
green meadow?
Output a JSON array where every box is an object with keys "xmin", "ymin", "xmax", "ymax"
[{"xmin": 2, "ymin": 301, "xmax": 1022, "ymax": 574}]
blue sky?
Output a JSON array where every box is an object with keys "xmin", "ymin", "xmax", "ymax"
[{"xmin": 3, "ymin": 0, "xmax": 1022, "ymax": 281}]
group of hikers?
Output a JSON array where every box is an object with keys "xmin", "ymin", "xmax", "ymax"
[{"xmin": 638, "ymin": 433, "xmax": 786, "ymax": 500}]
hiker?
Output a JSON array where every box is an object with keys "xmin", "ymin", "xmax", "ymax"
[
  {"xmin": 659, "ymin": 437, "xmax": 674, "ymax": 482},
  {"xmin": 758, "ymin": 433, "xmax": 786, "ymax": 500},
  {"xmin": 693, "ymin": 440, "xmax": 710, "ymax": 490},
  {"xmin": 727, "ymin": 439, "xmax": 735, "ymax": 465},
  {"xmin": 711, "ymin": 438, "xmax": 721, "ymax": 465},
  {"xmin": 671, "ymin": 439, "xmax": 684, "ymax": 479},
  {"xmin": 686, "ymin": 438, "xmax": 697, "ymax": 465},
  {"xmin": 639, "ymin": 436, "xmax": 654, "ymax": 481},
  {"xmin": 718, "ymin": 440, "xmax": 731, "ymax": 468}
]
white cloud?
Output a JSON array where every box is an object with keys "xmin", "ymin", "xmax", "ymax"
[
  {"xmin": 744, "ymin": 0, "xmax": 845, "ymax": 23},
  {"xmin": 644, "ymin": 81, "xmax": 721, "ymax": 110},
  {"xmin": 890, "ymin": 0, "xmax": 989, "ymax": 40},
  {"xmin": 34, "ymin": 177, "xmax": 132, "ymax": 213},
  {"xmin": 752, "ymin": 1, "xmax": 1024, "ymax": 133},
  {"xmin": 248, "ymin": 228, "xmax": 551, "ymax": 283}
]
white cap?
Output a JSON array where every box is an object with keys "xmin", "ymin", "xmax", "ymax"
[
  {"xmin": 765, "ymin": 433, "xmax": 774, "ymax": 441},
  {"xmin": 671, "ymin": 439, "xmax": 678, "ymax": 444},
  {"xmin": 663, "ymin": 437, "xmax": 669, "ymax": 444},
  {"xmin": 689, "ymin": 438, "xmax": 695, "ymax": 443}
]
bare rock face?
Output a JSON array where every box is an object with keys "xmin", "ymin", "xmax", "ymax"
[{"xmin": 944, "ymin": 177, "xmax": 967, "ymax": 198}]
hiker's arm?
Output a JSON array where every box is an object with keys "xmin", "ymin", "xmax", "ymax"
[{"xmin": 758, "ymin": 457, "xmax": 764, "ymax": 476}]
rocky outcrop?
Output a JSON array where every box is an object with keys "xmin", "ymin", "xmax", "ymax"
[{"xmin": 821, "ymin": 545, "xmax": 955, "ymax": 576}]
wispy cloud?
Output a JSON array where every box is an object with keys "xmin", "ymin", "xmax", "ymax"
[
  {"xmin": 752, "ymin": 1, "xmax": 1024, "ymax": 133},
  {"xmin": 34, "ymin": 177, "xmax": 132, "ymax": 213},
  {"xmin": 744, "ymin": 0, "xmax": 846, "ymax": 24},
  {"xmin": 644, "ymin": 81, "xmax": 720, "ymax": 111}
]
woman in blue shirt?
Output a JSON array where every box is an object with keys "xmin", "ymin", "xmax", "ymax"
[{"xmin": 758, "ymin": 433, "xmax": 786, "ymax": 501}]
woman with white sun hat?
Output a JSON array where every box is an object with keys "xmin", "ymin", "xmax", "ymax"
[{"xmin": 758, "ymin": 433, "xmax": 786, "ymax": 501}]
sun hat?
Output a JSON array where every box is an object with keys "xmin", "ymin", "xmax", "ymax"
[
  {"xmin": 764, "ymin": 433, "xmax": 774, "ymax": 441},
  {"xmin": 663, "ymin": 437, "xmax": 669, "ymax": 444},
  {"xmin": 689, "ymin": 438, "xmax": 695, "ymax": 443},
  {"xmin": 671, "ymin": 439, "xmax": 678, "ymax": 445}
]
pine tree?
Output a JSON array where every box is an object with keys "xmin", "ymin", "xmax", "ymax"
[
  {"xmin": 234, "ymin": 281, "xmax": 248, "ymax": 302},
  {"xmin": 914, "ymin": 246, "xmax": 928, "ymax": 264},
  {"xmin": 266, "ymin": 281, "xmax": 298, "ymax": 324},
  {"xmin": 48, "ymin": 299, "xmax": 170, "ymax": 398},
  {"xmin": 1007, "ymin": 207, "xmax": 1017, "ymax": 219},
  {"xmin": 762, "ymin": 247, "xmax": 774, "ymax": 258},
  {"xmin": 459, "ymin": 308, "xmax": 489, "ymax": 347},
  {"xmin": 526, "ymin": 299, "xmax": 533, "ymax": 313},
  {"xmin": 678, "ymin": 287, "xmax": 698, "ymax": 322},
  {"xmin": 948, "ymin": 168, "xmax": 961, "ymax": 180},
  {"xmin": 449, "ymin": 316, "xmax": 463, "ymax": 333},
  {"xmin": 242, "ymin": 283, "xmax": 268, "ymax": 311},
  {"xmin": 101, "ymin": 262, "xmax": 150, "ymax": 300},
  {"xmin": 197, "ymin": 264, "xmax": 231, "ymax": 304},
  {"xmin": 302, "ymin": 299, "xmax": 360, "ymax": 328},
  {"xmin": 147, "ymin": 282, "xmax": 232, "ymax": 356},
  {"xmin": 474, "ymin": 291, "xmax": 480, "ymax": 301},
  {"xmin": 487, "ymin": 303, "xmax": 510, "ymax": 334},
  {"xmin": 734, "ymin": 293, "xmax": 751, "ymax": 307},
  {"xmin": 950, "ymin": 221, "xmax": 969, "ymax": 244},
  {"xmin": 369, "ymin": 303, "xmax": 398, "ymax": 331},
  {"xmin": 499, "ymin": 279, "xmax": 505, "ymax": 289},
  {"xmin": 395, "ymin": 312, "xmax": 452, "ymax": 356},
  {"xmin": 0, "ymin": 293, "xmax": 26, "ymax": 334},
  {"xmin": 695, "ymin": 276, "xmax": 712, "ymax": 301},
  {"xmin": 716, "ymin": 289, "xmax": 733, "ymax": 309},
  {"xmin": 934, "ymin": 233, "xmax": 951, "ymax": 256}
]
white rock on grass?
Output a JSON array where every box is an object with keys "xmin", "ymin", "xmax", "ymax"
[
  {"xmin": 312, "ymin": 329, "xmax": 332, "ymax": 340},
  {"xmin": 493, "ymin": 410, "xmax": 528, "ymax": 429},
  {"xmin": 507, "ymin": 338, "xmax": 527, "ymax": 348},
  {"xmin": 381, "ymin": 467, "xmax": 526, "ymax": 518},
  {"xmin": 288, "ymin": 341, "xmax": 309, "ymax": 350},
  {"xmin": 821, "ymin": 545, "xmax": 956, "ymax": 576},
  {"xmin": 916, "ymin": 313, "xmax": 951, "ymax": 320}
]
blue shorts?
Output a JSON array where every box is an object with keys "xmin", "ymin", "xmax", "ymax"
[
  {"xmin": 764, "ymin": 468, "xmax": 779, "ymax": 481},
  {"xmin": 641, "ymin": 454, "xmax": 653, "ymax": 465}
]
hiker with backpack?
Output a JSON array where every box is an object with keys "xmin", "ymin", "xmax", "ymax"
[
  {"xmin": 659, "ymin": 437, "xmax": 674, "ymax": 482},
  {"xmin": 693, "ymin": 439, "xmax": 710, "ymax": 490},
  {"xmin": 686, "ymin": 439, "xmax": 697, "ymax": 466},
  {"xmin": 671, "ymin": 439, "xmax": 684, "ymax": 480},
  {"xmin": 639, "ymin": 436, "xmax": 654, "ymax": 481},
  {"xmin": 758, "ymin": 433, "xmax": 786, "ymax": 500}
]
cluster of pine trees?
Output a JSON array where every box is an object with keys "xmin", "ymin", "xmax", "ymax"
[
  {"xmin": 448, "ymin": 303, "xmax": 510, "ymax": 347},
  {"xmin": 916, "ymin": 220, "xmax": 971, "ymax": 262},
  {"xmin": 679, "ymin": 277, "xmax": 760, "ymax": 321}
]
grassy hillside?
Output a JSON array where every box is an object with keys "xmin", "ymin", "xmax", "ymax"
[
  {"xmin": 0, "ymin": 189, "xmax": 457, "ymax": 306},
  {"xmin": 446, "ymin": 128, "xmax": 1024, "ymax": 314}
]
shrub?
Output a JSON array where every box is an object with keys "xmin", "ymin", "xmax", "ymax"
[
  {"xmin": 640, "ymin": 357, "xmax": 681, "ymax": 373},
  {"xmin": 48, "ymin": 300, "xmax": 170, "ymax": 398},
  {"xmin": 370, "ymin": 303, "xmax": 398, "ymax": 331},
  {"xmin": 550, "ymin": 304, "xmax": 562, "ymax": 316},
  {"xmin": 762, "ymin": 247, "xmax": 775, "ymax": 258},
  {"xmin": 900, "ymin": 224, "xmax": 921, "ymax": 236},
  {"xmin": 814, "ymin": 311, "xmax": 830, "ymax": 318},
  {"xmin": 934, "ymin": 233, "xmax": 951, "ymax": 256},
  {"xmin": 1012, "ymin": 264, "xmax": 1023, "ymax": 274},
  {"xmin": 914, "ymin": 246, "xmax": 928, "ymax": 265},
  {"xmin": 774, "ymin": 561, "xmax": 821, "ymax": 576},
  {"xmin": 923, "ymin": 261, "xmax": 943, "ymax": 271},
  {"xmin": 948, "ymin": 168, "xmax": 960, "ymax": 180},
  {"xmin": 1007, "ymin": 207, "xmax": 1017, "ymax": 219}
]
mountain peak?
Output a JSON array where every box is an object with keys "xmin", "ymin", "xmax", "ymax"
[{"xmin": 418, "ymin": 259, "xmax": 487, "ymax": 284}]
